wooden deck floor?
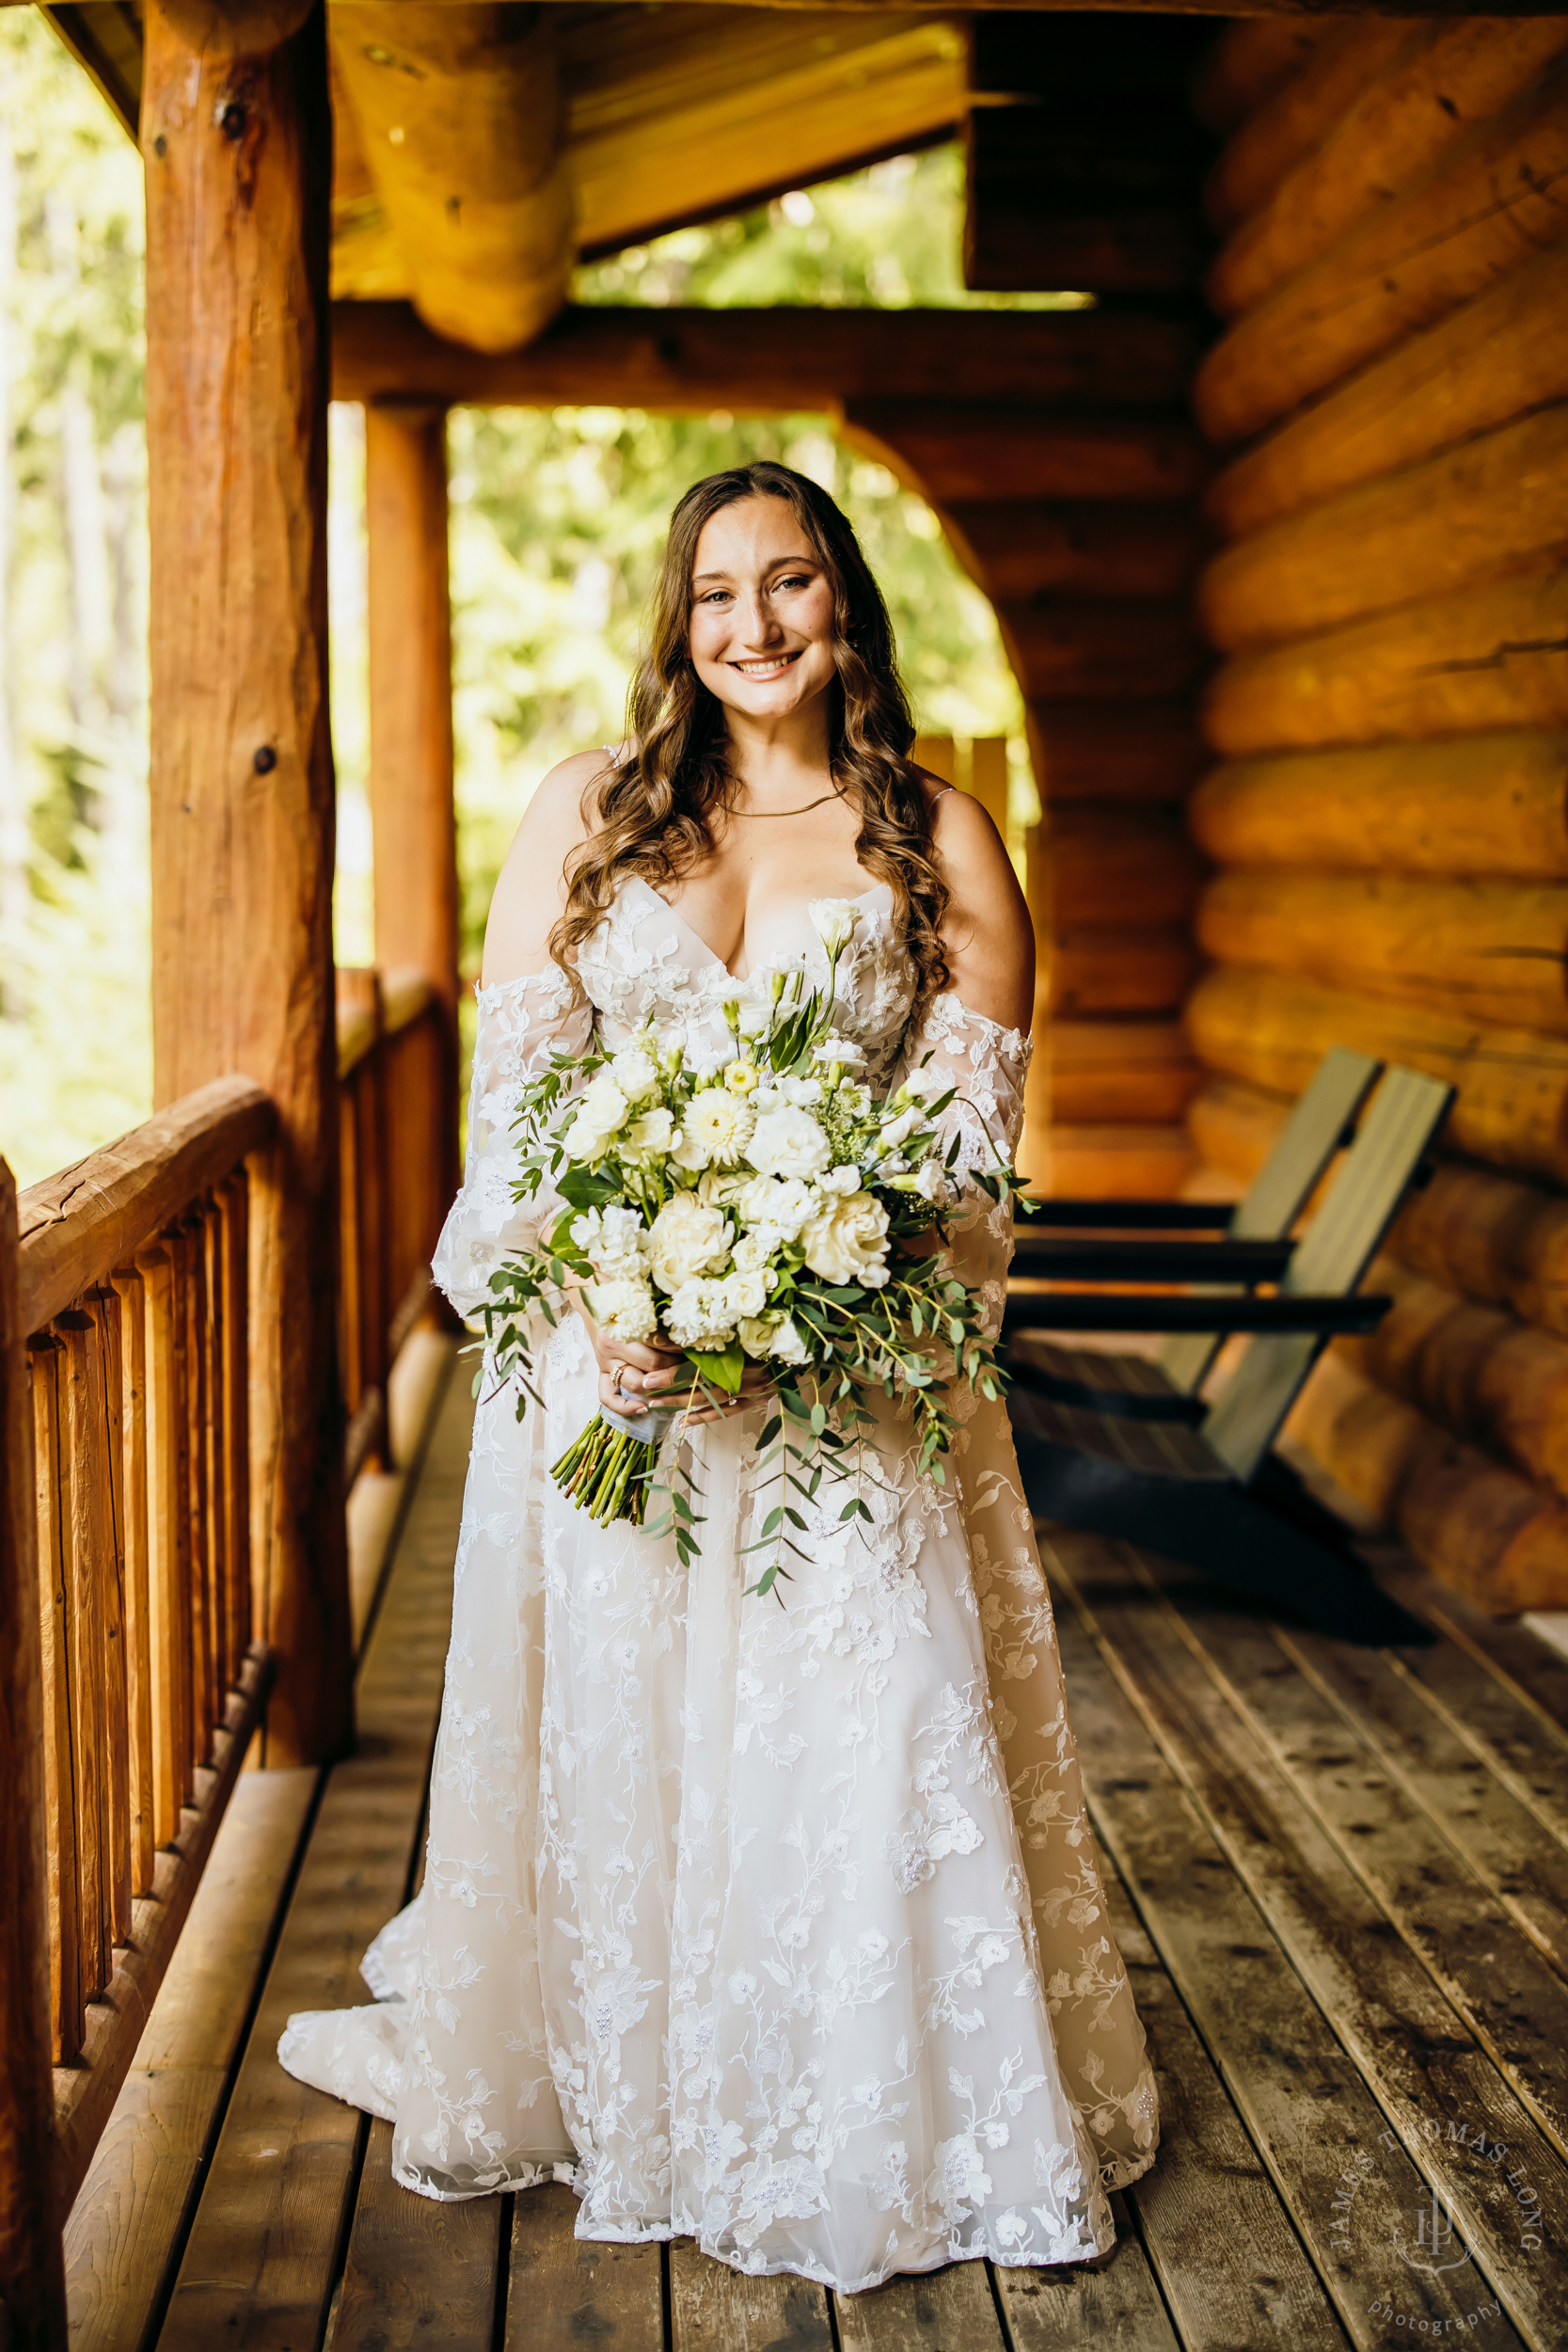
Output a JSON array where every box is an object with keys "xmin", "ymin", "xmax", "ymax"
[{"xmin": 64, "ymin": 1349, "xmax": 1568, "ymax": 2351}]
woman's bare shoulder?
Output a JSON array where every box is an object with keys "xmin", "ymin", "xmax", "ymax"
[
  {"xmin": 927, "ymin": 782, "xmax": 1034, "ymax": 1028},
  {"xmin": 482, "ymin": 749, "xmax": 616, "ymax": 986}
]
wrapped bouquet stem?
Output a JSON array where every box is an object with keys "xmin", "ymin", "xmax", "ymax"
[{"xmin": 482, "ymin": 899, "xmax": 1029, "ymax": 1595}]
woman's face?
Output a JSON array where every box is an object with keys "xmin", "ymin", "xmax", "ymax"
[{"xmin": 688, "ymin": 495, "xmax": 838, "ymax": 723}]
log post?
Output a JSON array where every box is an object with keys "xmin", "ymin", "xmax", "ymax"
[
  {"xmin": 365, "ymin": 401, "xmax": 461, "ymax": 1220},
  {"xmin": 142, "ymin": 0, "xmax": 351, "ymax": 1766},
  {"xmin": 0, "ymin": 1161, "xmax": 68, "ymax": 2351}
]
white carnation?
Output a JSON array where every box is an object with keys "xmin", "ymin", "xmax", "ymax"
[
  {"xmin": 570, "ymin": 1204, "xmax": 648, "ymax": 1279},
  {"xmin": 736, "ymin": 1174, "xmax": 816, "ymax": 1243},
  {"xmin": 681, "ymin": 1087, "xmax": 756, "ymax": 1169},
  {"xmin": 800, "ymin": 1189, "xmax": 891, "ymax": 1287},
  {"xmin": 609, "ymin": 1044, "xmax": 660, "ymax": 1103},
  {"xmin": 750, "ymin": 1104, "xmax": 832, "ymax": 1182},
  {"xmin": 816, "ymin": 1165, "xmax": 862, "ymax": 1197},
  {"xmin": 664, "ymin": 1277, "xmax": 737, "ymax": 1350},
  {"xmin": 647, "ymin": 1191, "xmax": 733, "ymax": 1293},
  {"xmin": 586, "ymin": 1277, "xmax": 658, "ymax": 1343},
  {"xmin": 768, "ymin": 1313, "xmax": 810, "ymax": 1365}
]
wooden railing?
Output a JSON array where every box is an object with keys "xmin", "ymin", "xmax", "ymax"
[
  {"xmin": 336, "ymin": 964, "xmax": 453, "ymax": 1486},
  {"xmin": 0, "ymin": 964, "xmax": 455, "ymax": 2344}
]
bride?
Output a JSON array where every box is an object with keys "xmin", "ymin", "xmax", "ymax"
[{"xmin": 279, "ymin": 459, "xmax": 1158, "ymax": 2292}]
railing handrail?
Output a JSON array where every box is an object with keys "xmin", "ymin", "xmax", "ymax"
[{"xmin": 17, "ymin": 1076, "xmax": 276, "ymax": 1336}]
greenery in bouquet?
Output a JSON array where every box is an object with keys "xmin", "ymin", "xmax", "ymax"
[{"xmin": 481, "ymin": 899, "xmax": 1029, "ymax": 1597}]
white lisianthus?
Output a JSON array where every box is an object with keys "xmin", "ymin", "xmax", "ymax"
[
  {"xmin": 809, "ymin": 898, "xmax": 861, "ymax": 958},
  {"xmin": 721, "ymin": 1265, "xmax": 770, "ymax": 1320},
  {"xmin": 778, "ymin": 1073, "xmax": 823, "ymax": 1107},
  {"xmin": 609, "ymin": 1043, "xmax": 660, "ymax": 1103},
  {"xmin": 750, "ymin": 1104, "xmax": 832, "ymax": 1182},
  {"xmin": 736, "ymin": 1173, "xmax": 816, "ymax": 1241},
  {"xmin": 801, "ymin": 1189, "xmax": 891, "ymax": 1288},
  {"xmin": 811, "ymin": 1033, "xmax": 866, "ymax": 1069},
  {"xmin": 900, "ymin": 1060, "xmax": 949, "ymax": 1102},
  {"xmin": 664, "ymin": 1277, "xmax": 738, "ymax": 1350},
  {"xmin": 624, "ymin": 1104, "xmax": 675, "ymax": 1156},
  {"xmin": 585, "ymin": 1277, "xmax": 659, "ymax": 1343},
  {"xmin": 766, "ymin": 1314, "xmax": 810, "ymax": 1365},
  {"xmin": 816, "ymin": 1165, "xmax": 863, "ymax": 1198},
  {"xmin": 915, "ymin": 1158, "xmax": 959, "ymax": 1206},
  {"xmin": 736, "ymin": 1313, "xmax": 778, "ymax": 1359},
  {"xmin": 879, "ymin": 1105, "xmax": 922, "ymax": 1150},
  {"xmin": 647, "ymin": 1191, "xmax": 733, "ymax": 1293},
  {"xmin": 681, "ymin": 1087, "xmax": 756, "ymax": 1168},
  {"xmin": 570, "ymin": 1204, "xmax": 648, "ymax": 1279},
  {"xmin": 736, "ymin": 997, "xmax": 771, "ymax": 1039}
]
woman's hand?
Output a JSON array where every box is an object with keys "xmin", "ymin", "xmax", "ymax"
[{"xmin": 574, "ymin": 1293, "xmax": 771, "ymax": 1425}]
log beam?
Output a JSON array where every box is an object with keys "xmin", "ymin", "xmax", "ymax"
[
  {"xmin": 142, "ymin": 0, "xmax": 350, "ymax": 1766},
  {"xmin": 365, "ymin": 402, "xmax": 460, "ymax": 1216},
  {"xmin": 330, "ymin": 297, "xmax": 1199, "ymax": 413}
]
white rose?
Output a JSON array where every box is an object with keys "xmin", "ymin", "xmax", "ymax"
[
  {"xmin": 579, "ymin": 1070, "xmax": 630, "ymax": 1133},
  {"xmin": 609, "ymin": 1045, "xmax": 660, "ymax": 1103},
  {"xmin": 647, "ymin": 1191, "xmax": 733, "ymax": 1293},
  {"xmin": 809, "ymin": 898, "xmax": 861, "ymax": 958},
  {"xmin": 801, "ymin": 1190, "xmax": 891, "ymax": 1287},
  {"xmin": 736, "ymin": 1174, "xmax": 816, "ymax": 1242},
  {"xmin": 560, "ymin": 1109, "xmax": 613, "ymax": 1163},
  {"xmin": 731, "ymin": 1231, "xmax": 774, "ymax": 1273},
  {"xmin": 750, "ymin": 1104, "xmax": 832, "ymax": 1182},
  {"xmin": 681, "ymin": 1087, "xmax": 756, "ymax": 1169},
  {"xmin": 915, "ymin": 1158, "xmax": 959, "ymax": 1206},
  {"xmin": 816, "ymin": 1165, "xmax": 862, "ymax": 1197},
  {"xmin": 736, "ymin": 1313, "xmax": 777, "ymax": 1359},
  {"xmin": 624, "ymin": 1104, "xmax": 675, "ymax": 1156},
  {"xmin": 721, "ymin": 1265, "xmax": 770, "ymax": 1320},
  {"xmin": 586, "ymin": 1277, "xmax": 659, "ymax": 1343},
  {"xmin": 767, "ymin": 1313, "xmax": 810, "ymax": 1365},
  {"xmin": 663, "ymin": 1277, "xmax": 737, "ymax": 1350}
]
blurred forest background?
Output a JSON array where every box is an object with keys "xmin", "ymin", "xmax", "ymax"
[{"xmin": 0, "ymin": 9, "xmax": 1038, "ymax": 1186}]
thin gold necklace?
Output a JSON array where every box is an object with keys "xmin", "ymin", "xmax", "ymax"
[{"xmin": 730, "ymin": 787, "xmax": 845, "ymax": 818}]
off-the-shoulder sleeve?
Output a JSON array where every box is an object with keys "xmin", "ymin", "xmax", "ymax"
[
  {"xmin": 432, "ymin": 968, "xmax": 594, "ymax": 1319},
  {"xmin": 891, "ymin": 990, "xmax": 1034, "ymax": 1336}
]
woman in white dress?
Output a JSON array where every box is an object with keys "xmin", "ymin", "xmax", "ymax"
[{"xmin": 280, "ymin": 461, "xmax": 1158, "ymax": 2292}]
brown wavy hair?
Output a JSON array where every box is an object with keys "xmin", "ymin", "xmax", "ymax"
[{"xmin": 550, "ymin": 460, "xmax": 951, "ymax": 1008}]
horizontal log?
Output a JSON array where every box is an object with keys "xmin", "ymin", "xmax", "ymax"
[
  {"xmin": 1341, "ymin": 1250, "xmax": 1568, "ymax": 1494},
  {"xmin": 1190, "ymin": 18, "xmax": 1324, "ymax": 138},
  {"xmin": 331, "ymin": 298, "xmax": 1199, "ymax": 411},
  {"xmin": 1196, "ymin": 868, "xmax": 1568, "ymax": 1035},
  {"xmin": 18, "ymin": 1077, "xmax": 276, "ymax": 1335},
  {"xmin": 1050, "ymin": 1017, "xmax": 1204, "ymax": 1121},
  {"xmin": 1202, "ymin": 21, "xmax": 1411, "ymax": 231},
  {"xmin": 1035, "ymin": 1123, "xmax": 1196, "ymax": 1203},
  {"xmin": 1195, "ymin": 65, "xmax": 1568, "ymax": 448},
  {"xmin": 840, "ymin": 402, "xmax": 1208, "ymax": 505},
  {"xmin": 1189, "ymin": 734, "xmax": 1568, "ymax": 882},
  {"xmin": 1209, "ymin": 21, "xmax": 1568, "ymax": 319},
  {"xmin": 1391, "ymin": 1159, "xmax": 1568, "ymax": 1343},
  {"xmin": 1028, "ymin": 807, "xmax": 1208, "ymax": 930},
  {"xmin": 1026, "ymin": 700, "xmax": 1208, "ymax": 803},
  {"xmin": 1001, "ymin": 597, "xmax": 1206, "ymax": 702},
  {"xmin": 381, "ymin": 963, "xmax": 436, "ymax": 1038},
  {"xmin": 942, "ymin": 501, "xmax": 1206, "ymax": 604},
  {"xmin": 1047, "ymin": 927, "xmax": 1201, "ymax": 1018},
  {"xmin": 1207, "ymin": 245, "xmax": 1568, "ymax": 538},
  {"xmin": 1186, "ymin": 1072, "xmax": 1291, "ymax": 1185},
  {"xmin": 1203, "ymin": 554, "xmax": 1568, "ymax": 755},
  {"xmin": 1200, "ymin": 403, "xmax": 1568, "ymax": 652},
  {"xmin": 966, "ymin": 201, "xmax": 1209, "ymax": 296},
  {"xmin": 1286, "ymin": 1346, "xmax": 1568, "ymax": 1613},
  {"xmin": 1187, "ymin": 961, "xmax": 1568, "ymax": 1184},
  {"xmin": 330, "ymin": 4, "xmax": 573, "ymax": 354}
]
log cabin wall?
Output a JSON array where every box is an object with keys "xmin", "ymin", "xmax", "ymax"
[{"xmin": 1186, "ymin": 16, "xmax": 1568, "ymax": 1613}]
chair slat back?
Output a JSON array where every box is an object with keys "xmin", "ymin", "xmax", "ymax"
[
  {"xmin": 1202, "ymin": 1065, "xmax": 1453, "ymax": 1485},
  {"xmin": 1159, "ymin": 1045, "xmax": 1384, "ymax": 1391}
]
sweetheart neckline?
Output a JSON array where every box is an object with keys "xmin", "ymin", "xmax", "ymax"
[{"xmin": 631, "ymin": 874, "xmax": 894, "ymax": 982}]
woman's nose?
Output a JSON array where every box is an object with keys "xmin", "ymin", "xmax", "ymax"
[{"xmin": 738, "ymin": 590, "xmax": 784, "ymax": 644}]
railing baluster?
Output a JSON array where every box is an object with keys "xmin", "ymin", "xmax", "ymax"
[
  {"xmin": 57, "ymin": 1311, "xmax": 111, "ymax": 2005},
  {"xmin": 216, "ymin": 1172, "xmax": 251, "ymax": 1678},
  {"xmin": 137, "ymin": 1245, "xmax": 184, "ymax": 1847},
  {"xmin": 27, "ymin": 1334, "xmax": 81, "ymax": 2064},
  {"xmin": 111, "ymin": 1263, "xmax": 155, "ymax": 1894},
  {"xmin": 90, "ymin": 1288, "xmax": 134, "ymax": 1948},
  {"xmin": 200, "ymin": 1200, "xmax": 228, "ymax": 1713},
  {"xmin": 175, "ymin": 1220, "xmax": 211, "ymax": 1771}
]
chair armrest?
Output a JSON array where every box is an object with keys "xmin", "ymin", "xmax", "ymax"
[
  {"xmin": 1002, "ymin": 1293, "xmax": 1391, "ymax": 1336},
  {"xmin": 1009, "ymin": 1236, "xmax": 1293, "ymax": 1282}
]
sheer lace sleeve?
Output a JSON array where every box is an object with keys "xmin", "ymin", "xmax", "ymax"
[
  {"xmin": 892, "ymin": 990, "xmax": 1034, "ymax": 1335},
  {"xmin": 432, "ymin": 968, "xmax": 594, "ymax": 1319}
]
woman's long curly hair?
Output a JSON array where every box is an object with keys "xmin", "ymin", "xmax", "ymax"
[{"xmin": 550, "ymin": 461, "xmax": 951, "ymax": 1008}]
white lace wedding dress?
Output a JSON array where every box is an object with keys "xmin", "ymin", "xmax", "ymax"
[{"xmin": 278, "ymin": 874, "xmax": 1159, "ymax": 2292}]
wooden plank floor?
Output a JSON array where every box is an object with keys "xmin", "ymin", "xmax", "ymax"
[{"xmin": 114, "ymin": 1378, "xmax": 1568, "ymax": 2352}]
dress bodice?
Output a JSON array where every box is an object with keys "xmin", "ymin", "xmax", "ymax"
[{"xmin": 576, "ymin": 874, "xmax": 915, "ymax": 1085}]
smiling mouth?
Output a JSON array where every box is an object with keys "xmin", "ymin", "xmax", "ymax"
[{"xmin": 729, "ymin": 651, "xmax": 801, "ymax": 679}]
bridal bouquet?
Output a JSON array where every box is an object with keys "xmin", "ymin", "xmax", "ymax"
[{"xmin": 482, "ymin": 900, "xmax": 1026, "ymax": 1596}]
